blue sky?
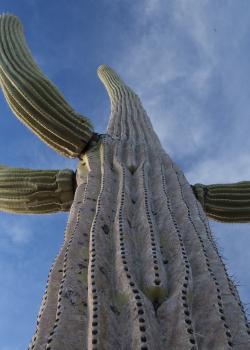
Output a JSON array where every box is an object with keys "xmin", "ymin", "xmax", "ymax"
[{"xmin": 1, "ymin": 1, "xmax": 250, "ymax": 349}]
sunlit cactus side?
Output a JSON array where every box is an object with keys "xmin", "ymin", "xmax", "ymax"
[
  {"xmin": 0, "ymin": 14, "xmax": 94, "ymax": 158},
  {"xmin": 192, "ymin": 182, "xmax": 250, "ymax": 222},
  {"xmin": 97, "ymin": 64, "xmax": 136, "ymax": 103},
  {"xmin": 0, "ymin": 166, "xmax": 75, "ymax": 213}
]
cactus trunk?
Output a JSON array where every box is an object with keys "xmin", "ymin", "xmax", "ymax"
[{"xmin": 28, "ymin": 66, "xmax": 250, "ymax": 350}]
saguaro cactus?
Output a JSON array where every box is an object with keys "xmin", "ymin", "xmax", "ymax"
[{"xmin": 0, "ymin": 14, "xmax": 250, "ymax": 350}]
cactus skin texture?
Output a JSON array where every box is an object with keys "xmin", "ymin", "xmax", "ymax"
[
  {"xmin": 192, "ymin": 182, "xmax": 250, "ymax": 223},
  {"xmin": 27, "ymin": 66, "xmax": 250, "ymax": 350},
  {"xmin": 0, "ymin": 166, "xmax": 75, "ymax": 213},
  {"xmin": 0, "ymin": 14, "xmax": 250, "ymax": 350},
  {"xmin": 0, "ymin": 14, "xmax": 94, "ymax": 158}
]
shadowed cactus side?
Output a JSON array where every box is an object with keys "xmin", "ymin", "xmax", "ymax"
[
  {"xmin": 1, "ymin": 13, "xmax": 250, "ymax": 350},
  {"xmin": 192, "ymin": 182, "xmax": 250, "ymax": 222},
  {"xmin": 0, "ymin": 166, "xmax": 75, "ymax": 213}
]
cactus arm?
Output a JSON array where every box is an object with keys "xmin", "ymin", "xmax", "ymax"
[
  {"xmin": 192, "ymin": 182, "xmax": 250, "ymax": 223},
  {"xmin": 0, "ymin": 166, "xmax": 75, "ymax": 214},
  {"xmin": 0, "ymin": 14, "xmax": 94, "ymax": 158}
]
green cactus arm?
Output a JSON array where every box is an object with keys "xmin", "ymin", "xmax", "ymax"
[
  {"xmin": 0, "ymin": 165, "xmax": 75, "ymax": 214},
  {"xmin": 0, "ymin": 14, "xmax": 95, "ymax": 158},
  {"xmin": 192, "ymin": 182, "xmax": 250, "ymax": 223}
]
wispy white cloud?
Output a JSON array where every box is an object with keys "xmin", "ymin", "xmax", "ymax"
[
  {"xmin": 110, "ymin": 0, "xmax": 250, "ymax": 192},
  {"xmin": 186, "ymin": 153, "xmax": 250, "ymax": 185},
  {"xmin": 112, "ymin": 1, "xmax": 217, "ymax": 158},
  {"xmin": 0, "ymin": 217, "xmax": 32, "ymax": 245}
]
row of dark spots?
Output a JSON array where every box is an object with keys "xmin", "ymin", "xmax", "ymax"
[
  {"xmin": 29, "ymin": 216, "xmax": 73, "ymax": 350},
  {"xmin": 142, "ymin": 165, "xmax": 161, "ymax": 287},
  {"xmin": 114, "ymin": 89, "xmax": 123, "ymax": 139},
  {"xmin": 45, "ymin": 152, "xmax": 93, "ymax": 350},
  {"xmin": 89, "ymin": 142, "xmax": 107, "ymax": 349},
  {"xmin": 45, "ymin": 232, "xmax": 76, "ymax": 349},
  {"xmin": 29, "ymin": 257, "xmax": 57, "ymax": 349},
  {"xmin": 161, "ymin": 166, "xmax": 196, "ymax": 349},
  {"xmin": 119, "ymin": 166, "xmax": 148, "ymax": 350},
  {"xmin": 174, "ymin": 167, "xmax": 233, "ymax": 347},
  {"xmin": 194, "ymin": 199, "xmax": 250, "ymax": 337}
]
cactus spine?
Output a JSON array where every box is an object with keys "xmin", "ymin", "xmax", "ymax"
[{"xmin": 0, "ymin": 14, "xmax": 250, "ymax": 350}]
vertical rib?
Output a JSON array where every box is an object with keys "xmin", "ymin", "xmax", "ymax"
[
  {"xmin": 97, "ymin": 65, "xmax": 161, "ymax": 147},
  {"xmin": 112, "ymin": 146, "xmax": 162, "ymax": 349},
  {"xmin": 137, "ymin": 162, "xmax": 167, "ymax": 302},
  {"xmin": 157, "ymin": 162, "xmax": 197, "ymax": 348},
  {"xmin": 28, "ymin": 169, "xmax": 88, "ymax": 350},
  {"xmin": 169, "ymin": 161, "xmax": 234, "ymax": 348},
  {"xmin": 188, "ymin": 181, "xmax": 250, "ymax": 348},
  {"xmin": 86, "ymin": 139, "xmax": 121, "ymax": 349},
  {"xmin": 43, "ymin": 145, "xmax": 101, "ymax": 349}
]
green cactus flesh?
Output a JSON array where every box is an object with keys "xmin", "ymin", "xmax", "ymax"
[
  {"xmin": 0, "ymin": 166, "xmax": 75, "ymax": 213},
  {"xmin": 0, "ymin": 14, "xmax": 94, "ymax": 158},
  {"xmin": 192, "ymin": 182, "xmax": 250, "ymax": 222}
]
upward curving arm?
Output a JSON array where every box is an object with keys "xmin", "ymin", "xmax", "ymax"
[
  {"xmin": 0, "ymin": 165, "xmax": 75, "ymax": 214},
  {"xmin": 192, "ymin": 182, "xmax": 250, "ymax": 223},
  {"xmin": 0, "ymin": 14, "xmax": 95, "ymax": 158}
]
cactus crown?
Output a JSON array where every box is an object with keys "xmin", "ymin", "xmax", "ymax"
[{"xmin": 97, "ymin": 64, "xmax": 136, "ymax": 104}]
